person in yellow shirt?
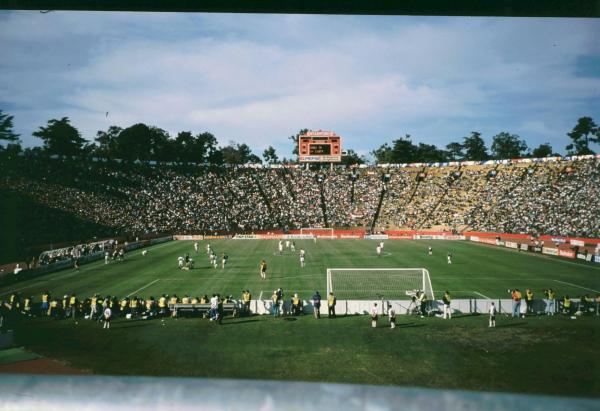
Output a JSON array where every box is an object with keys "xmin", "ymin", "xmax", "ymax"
[
  {"xmin": 525, "ymin": 289, "xmax": 534, "ymax": 315},
  {"xmin": 242, "ymin": 290, "xmax": 251, "ymax": 316},
  {"xmin": 23, "ymin": 296, "xmax": 32, "ymax": 316},
  {"xmin": 259, "ymin": 260, "xmax": 267, "ymax": 280},
  {"xmin": 41, "ymin": 291, "xmax": 50, "ymax": 316},
  {"xmin": 89, "ymin": 294, "xmax": 98, "ymax": 320},
  {"xmin": 169, "ymin": 295, "xmax": 179, "ymax": 317},
  {"xmin": 129, "ymin": 297, "xmax": 138, "ymax": 318},
  {"xmin": 182, "ymin": 295, "xmax": 190, "ymax": 304},
  {"xmin": 291, "ymin": 293, "xmax": 302, "ymax": 316},
  {"xmin": 145, "ymin": 297, "xmax": 154, "ymax": 317},
  {"xmin": 327, "ymin": 292, "xmax": 336, "ymax": 318},
  {"xmin": 120, "ymin": 298, "xmax": 129, "ymax": 317},
  {"xmin": 69, "ymin": 294, "xmax": 78, "ymax": 319},
  {"xmin": 563, "ymin": 295, "xmax": 572, "ymax": 315},
  {"xmin": 158, "ymin": 295, "xmax": 167, "ymax": 317}
]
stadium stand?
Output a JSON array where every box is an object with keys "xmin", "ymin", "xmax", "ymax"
[{"xmin": 0, "ymin": 154, "xmax": 598, "ymax": 261}]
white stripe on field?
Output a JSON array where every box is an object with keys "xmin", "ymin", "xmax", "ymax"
[
  {"xmin": 258, "ymin": 291, "xmax": 263, "ymax": 300},
  {"xmin": 553, "ymin": 280, "xmax": 600, "ymax": 293},
  {"xmin": 127, "ymin": 279, "xmax": 160, "ymax": 297},
  {"xmin": 473, "ymin": 291, "xmax": 492, "ymax": 299}
]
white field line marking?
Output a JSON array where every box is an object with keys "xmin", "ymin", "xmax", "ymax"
[
  {"xmin": 132, "ymin": 240, "xmax": 179, "ymax": 256},
  {"xmin": 553, "ymin": 280, "xmax": 600, "ymax": 294},
  {"xmin": 0, "ymin": 241, "xmax": 180, "ymax": 296},
  {"xmin": 127, "ymin": 279, "xmax": 160, "ymax": 297},
  {"xmin": 473, "ymin": 291, "xmax": 492, "ymax": 299},
  {"xmin": 258, "ymin": 291, "xmax": 263, "ymax": 300},
  {"xmin": 0, "ymin": 283, "xmax": 46, "ymax": 296},
  {"xmin": 467, "ymin": 241, "xmax": 600, "ymax": 270},
  {"xmin": 267, "ymin": 274, "xmax": 323, "ymax": 280}
]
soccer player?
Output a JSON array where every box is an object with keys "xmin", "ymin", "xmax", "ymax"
[
  {"xmin": 103, "ymin": 306, "xmax": 112, "ymax": 329},
  {"xmin": 118, "ymin": 248, "xmax": 124, "ymax": 262},
  {"xmin": 379, "ymin": 241, "xmax": 384, "ymax": 251},
  {"xmin": 290, "ymin": 241, "xmax": 296, "ymax": 252},
  {"xmin": 447, "ymin": 252, "xmax": 452, "ymax": 264},
  {"xmin": 194, "ymin": 241, "xmax": 199, "ymax": 254},
  {"xmin": 285, "ymin": 240, "xmax": 290, "ymax": 249},
  {"xmin": 142, "ymin": 250, "xmax": 147, "ymax": 256},
  {"xmin": 300, "ymin": 253, "xmax": 305, "ymax": 268},
  {"xmin": 278, "ymin": 240, "xmax": 283, "ymax": 255},
  {"xmin": 428, "ymin": 246, "xmax": 432, "ymax": 256},
  {"xmin": 388, "ymin": 304, "xmax": 396, "ymax": 329},
  {"xmin": 370, "ymin": 303, "xmax": 378, "ymax": 328},
  {"xmin": 221, "ymin": 253, "xmax": 228, "ymax": 269},
  {"xmin": 178, "ymin": 256, "xmax": 184, "ymax": 269},
  {"xmin": 105, "ymin": 251, "xmax": 110, "ymax": 264},
  {"xmin": 312, "ymin": 291, "xmax": 321, "ymax": 319},
  {"xmin": 376, "ymin": 245, "xmax": 382, "ymax": 257},
  {"xmin": 260, "ymin": 260, "xmax": 267, "ymax": 280},
  {"xmin": 206, "ymin": 243, "xmax": 211, "ymax": 255},
  {"xmin": 489, "ymin": 302, "xmax": 497, "ymax": 327},
  {"xmin": 442, "ymin": 291, "xmax": 452, "ymax": 319}
]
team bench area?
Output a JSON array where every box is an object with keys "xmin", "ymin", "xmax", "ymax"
[{"xmin": 168, "ymin": 303, "xmax": 237, "ymax": 317}]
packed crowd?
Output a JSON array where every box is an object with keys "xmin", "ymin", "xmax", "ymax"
[{"xmin": 1, "ymin": 155, "xmax": 598, "ymax": 238}]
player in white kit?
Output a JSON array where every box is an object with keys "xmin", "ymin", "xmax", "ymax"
[
  {"xmin": 278, "ymin": 240, "xmax": 283, "ymax": 255},
  {"xmin": 376, "ymin": 245, "xmax": 382, "ymax": 257}
]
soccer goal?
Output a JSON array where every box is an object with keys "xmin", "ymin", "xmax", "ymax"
[
  {"xmin": 300, "ymin": 227, "xmax": 335, "ymax": 238},
  {"xmin": 326, "ymin": 268, "xmax": 434, "ymax": 300}
]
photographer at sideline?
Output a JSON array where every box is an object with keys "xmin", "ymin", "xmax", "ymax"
[{"xmin": 510, "ymin": 289, "xmax": 522, "ymax": 318}]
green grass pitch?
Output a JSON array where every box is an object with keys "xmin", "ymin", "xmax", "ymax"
[{"xmin": 1, "ymin": 239, "xmax": 599, "ymax": 397}]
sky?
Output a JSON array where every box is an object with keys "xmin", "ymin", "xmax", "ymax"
[{"xmin": 0, "ymin": 11, "xmax": 599, "ymax": 160}]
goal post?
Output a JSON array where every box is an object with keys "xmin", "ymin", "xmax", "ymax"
[
  {"xmin": 300, "ymin": 227, "xmax": 335, "ymax": 238},
  {"xmin": 326, "ymin": 268, "xmax": 435, "ymax": 300}
]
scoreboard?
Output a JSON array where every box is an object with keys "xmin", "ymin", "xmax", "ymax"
[{"xmin": 299, "ymin": 131, "xmax": 342, "ymax": 162}]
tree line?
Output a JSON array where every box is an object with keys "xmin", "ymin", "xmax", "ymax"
[{"xmin": 0, "ymin": 110, "xmax": 598, "ymax": 165}]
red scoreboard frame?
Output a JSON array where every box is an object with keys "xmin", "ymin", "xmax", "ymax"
[{"xmin": 298, "ymin": 131, "xmax": 342, "ymax": 162}]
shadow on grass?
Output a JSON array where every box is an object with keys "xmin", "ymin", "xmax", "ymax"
[
  {"xmin": 496, "ymin": 322, "xmax": 527, "ymax": 328},
  {"xmin": 220, "ymin": 319, "xmax": 261, "ymax": 326},
  {"xmin": 114, "ymin": 320, "xmax": 155, "ymax": 329},
  {"xmin": 446, "ymin": 314, "xmax": 482, "ymax": 320},
  {"xmin": 397, "ymin": 322, "xmax": 425, "ymax": 328}
]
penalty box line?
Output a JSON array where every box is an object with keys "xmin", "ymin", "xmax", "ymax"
[
  {"xmin": 553, "ymin": 280, "xmax": 600, "ymax": 294},
  {"xmin": 447, "ymin": 290, "xmax": 492, "ymax": 299},
  {"xmin": 126, "ymin": 279, "xmax": 160, "ymax": 297}
]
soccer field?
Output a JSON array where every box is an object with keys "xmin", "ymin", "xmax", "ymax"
[
  {"xmin": 2, "ymin": 239, "xmax": 600, "ymax": 398},
  {"xmin": 2, "ymin": 239, "xmax": 599, "ymax": 302}
]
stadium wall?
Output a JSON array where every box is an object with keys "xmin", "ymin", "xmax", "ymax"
[{"xmin": 249, "ymin": 298, "xmax": 573, "ymax": 316}]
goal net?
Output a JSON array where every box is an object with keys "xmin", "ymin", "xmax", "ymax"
[
  {"xmin": 326, "ymin": 268, "xmax": 434, "ymax": 300},
  {"xmin": 300, "ymin": 227, "xmax": 335, "ymax": 238}
]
